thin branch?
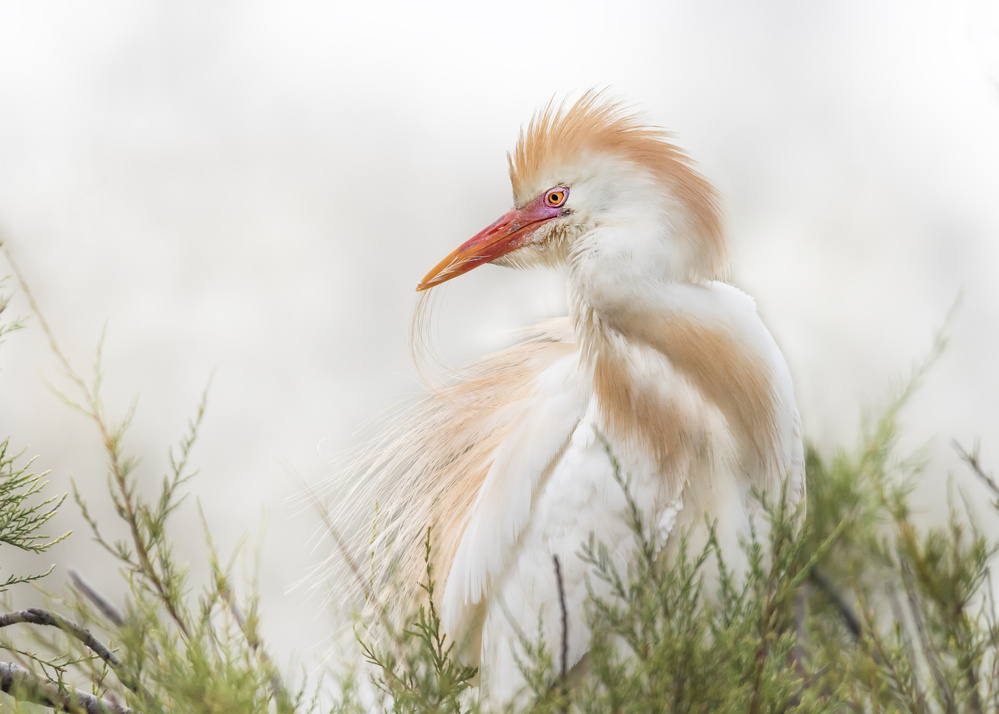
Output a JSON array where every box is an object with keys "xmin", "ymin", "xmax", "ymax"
[
  {"xmin": 954, "ymin": 441, "xmax": 999, "ymax": 501},
  {"xmin": 864, "ymin": 592, "xmax": 930, "ymax": 713},
  {"xmin": 967, "ymin": 658, "xmax": 984, "ymax": 714},
  {"xmin": 899, "ymin": 560, "xmax": 955, "ymax": 713},
  {"xmin": 810, "ymin": 568, "xmax": 861, "ymax": 640},
  {"xmin": 0, "ymin": 660, "xmax": 135, "ymax": 714},
  {"xmin": 0, "ymin": 608, "xmax": 138, "ymax": 693},
  {"xmin": 69, "ymin": 570, "xmax": 125, "ymax": 627},
  {"xmin": 792, "ymin": 583, "xmax": 809, "ymax": 679},
  {"xmin": 221, "ymin": 586, "xmax": 288, "ymax": 708},
  {"xmin": 552, "ymin": 554, "xmax": 568, "ymax": 702},
  {"xmin": 3, "ymin": 244, "xmax": 193, "ymax": 641},
  {"xmin": 1, "ymin": 244, "xmax": 84, "ymax": 393}
]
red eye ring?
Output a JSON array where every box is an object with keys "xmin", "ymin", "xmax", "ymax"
[{"xmin": 544, "ymin": 187, "xmax": 569, "ymax": 207}]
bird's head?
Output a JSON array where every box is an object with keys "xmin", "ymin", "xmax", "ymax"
[{"xmin": 417, "ymin": 92, "xmax": 729, "ymax": 292}]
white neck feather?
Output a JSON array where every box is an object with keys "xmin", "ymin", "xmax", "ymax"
[
  {"xmin": 565, "ymin": 228, "xmax": 798, "ymax": 487},
  {"xmin": 565, "ymin": 222, "xmax": 697, "ymax": 353}
]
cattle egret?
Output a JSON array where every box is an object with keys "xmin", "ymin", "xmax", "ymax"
[{"xmin": 352, "ymin": 92, "xmax": 804, "ymax": 705}]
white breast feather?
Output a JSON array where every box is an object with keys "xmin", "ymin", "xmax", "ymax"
[{"xmin": 439, "ymin": 341, "xmax": 743, "ymax": 704}]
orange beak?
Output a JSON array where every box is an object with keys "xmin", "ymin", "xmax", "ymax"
[{"xmin": 416, "ymin": 199, "xmax": 560, "ymax": 291}]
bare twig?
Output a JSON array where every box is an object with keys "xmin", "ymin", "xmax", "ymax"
[
  {"xmin": 899, "ymin": 560, "xmax": 955, "ymax": 713},
  {"xmin": 552, "ymin": 554, "xmax": 568, "ymax": 700},
  {"xmin": 967, "ymin": 658, "xmax": 984, "ymax": 714},
  {"xmin": 809, "ymin": 569, "xmax": 861, "ymax": 640},
  {"xmin": 0, "ymin": 608, "xmax": 138, "ymax": 693},
  {"xmin": 69, "ymin": 570, "xmax": 125, "ymax": 627},
  {"xmin": 0, "ymin": 660, "xmax": 135, "ymax": 714},
  {"xmin": 954, "ymin": 441, "xmax": 999, "ymax": 501},
  {"xmin": 749, "ymin": 535, "xmax": 783, "ymax": 714},
  {"xmin": 792, "ymin": 583, "xmax": 809, "ymax": 678}
]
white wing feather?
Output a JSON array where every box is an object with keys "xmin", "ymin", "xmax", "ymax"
[{"xmin": 441, "ymin": 352, "xmax": 590, "ymax": 635}]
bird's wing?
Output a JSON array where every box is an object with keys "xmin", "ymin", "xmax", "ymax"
[
  {"xmin": 441, "ymin": 349, "xmax": 591, "ymax": 635},
  {"xmin": 332, "ymin": 319, "xmax": 577, "ymax": 617},
  {"xmin": 442, "ymin": 336, "xmax": 708, "ymax": 691}
]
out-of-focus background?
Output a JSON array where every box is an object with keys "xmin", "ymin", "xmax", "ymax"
[{"xmin": 0, "ymin": 0, "xmax": 997, "ymax": 674}]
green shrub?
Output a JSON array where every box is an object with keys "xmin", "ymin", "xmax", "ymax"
[{"xmin": 2, "ymin": 250, "xmax": 997, "ymax": 713}]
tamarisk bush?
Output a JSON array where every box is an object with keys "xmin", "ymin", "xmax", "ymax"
[{"xmin": 1, "ymin": 249, "xmax": 995, "ymax": 712}]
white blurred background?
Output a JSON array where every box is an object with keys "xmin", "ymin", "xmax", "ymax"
[{"xmin": 1, "ymin": 0, "xmax": 998, "ymax": 677}]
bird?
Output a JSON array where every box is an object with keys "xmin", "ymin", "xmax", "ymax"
[{"xmin": 345, "ymin": 91, "xmax": 804, "ymax": 706}]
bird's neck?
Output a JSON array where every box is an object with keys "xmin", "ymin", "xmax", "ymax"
[{"xmin": 566, "ymin": 264, "xmax": 789, "ymax": 482}]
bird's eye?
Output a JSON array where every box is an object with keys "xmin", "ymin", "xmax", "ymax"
[{"xmin": 545, "ymin": 187, "xmax": 568, "ymax": 207}]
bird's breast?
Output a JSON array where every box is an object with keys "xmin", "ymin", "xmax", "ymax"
[{"xmin": 439, "ymin": 336, "xmax": 733, "ymax": 703}]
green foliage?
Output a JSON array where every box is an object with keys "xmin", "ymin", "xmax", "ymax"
[
  {"xmin": 352, "ymin": 531, "xmax": 477, "ymax": 714},
  {"xmin": 341, "ymin": 327, "xmax": 999, "ymax": 713},
  {"xmin": 3, "ymin": 261, "xmax": 999, "ymax": 713},
  {"xmin": 51, "ymin": 358, "xmax": 315, "ymax": 713},
  {"xmin": 0, "ymin": 276, "xmax": 66, "ymax": 592},
  {"xmin": 339, "ymin": 360, "xmax": 999, "ymax": 714},
  {"xmin": 794, "ymin": 331, "xmax": 999, "ymax": 713},
  {"xmin": 0, "ymin": 266, "xmax": 316, "ymax": 713},
  {"xmin": 558, "ymin": 469, "xmax": 833, "ymax": 714},
  {"xmin": 0, "ymin": 440, "xmax": 68, "ymax": 591}
]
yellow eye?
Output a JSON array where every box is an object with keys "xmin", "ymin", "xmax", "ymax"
[{"xmin": 545, "ymin": 187, "xmax": 568, "ymax": 207}]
